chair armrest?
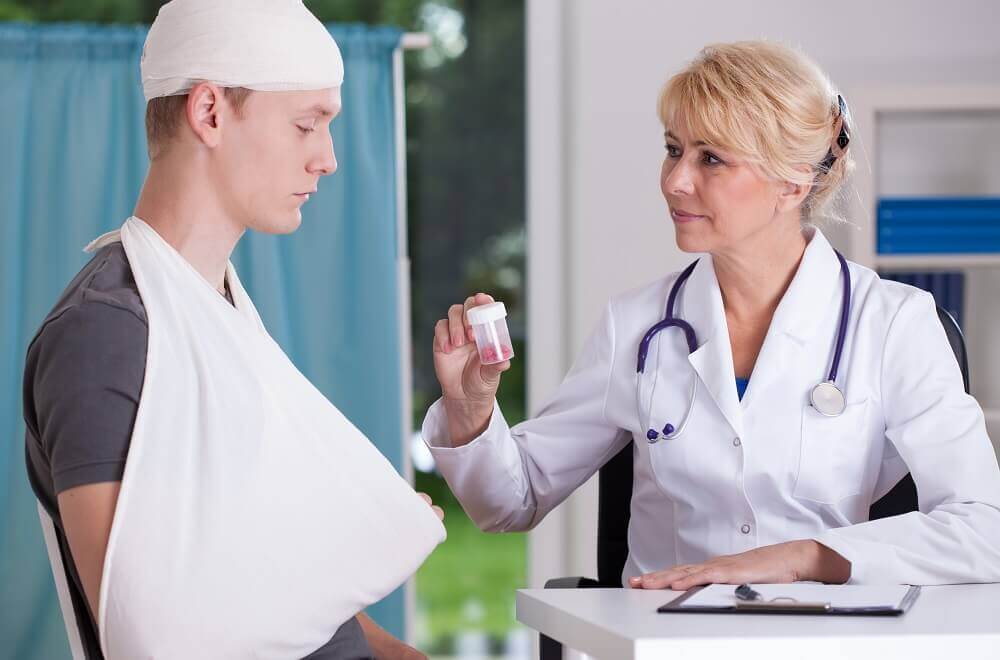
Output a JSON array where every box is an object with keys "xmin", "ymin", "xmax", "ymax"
[{"xmin": 544, "ymin": 576, "xmax": 602, "ymax": 589}]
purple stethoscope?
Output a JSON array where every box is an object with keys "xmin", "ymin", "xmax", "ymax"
[{"xmin": 636, "ymin": 251, "xmax": 852, "ymax": 444}]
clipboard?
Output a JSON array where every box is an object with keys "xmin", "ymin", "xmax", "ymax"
[{"xmin": 657, "ymin": 583, "xmax": 921, "ymax": 616}]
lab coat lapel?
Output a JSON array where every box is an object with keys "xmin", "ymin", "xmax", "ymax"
[
  {"xmin": 681, "ymin": 257, "xmax": 745, "ymax": 438},
  {"xmin": 738, "ymin": 228, "xmax": 843, "ymax": 408}
]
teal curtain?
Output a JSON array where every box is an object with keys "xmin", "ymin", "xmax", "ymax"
[{"xmin": 0, "ymin": 23, "xmax": 406, "ymax": 657}]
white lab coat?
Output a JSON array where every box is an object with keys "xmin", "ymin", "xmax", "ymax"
[{"xmin": 422, "ymin": 229, "xmax": 1000, "ymax": 585}]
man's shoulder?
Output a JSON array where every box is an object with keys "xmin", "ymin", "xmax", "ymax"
[
  {"xmin": 26, "ymin": 242, "xmax": 149, "ymax": 388},
  {"xmin": 33, "ymin": 242, "xmax": 147, "ymax": 343},
  {"xmin": 65, "ymin": 242, "xmax": 146, "ymax": 322}
]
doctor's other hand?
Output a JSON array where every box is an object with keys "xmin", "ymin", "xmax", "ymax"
[
  {"xmin": 628, "ymin": 540, "xmax": 851, "ymax": 590},
  {"xmin": 433, "ymin": 293, "xmax": 511, "ymax": 446},
  {"xmin": 417, "ymin": 492, "xmax": 444, "ymax": 521}
]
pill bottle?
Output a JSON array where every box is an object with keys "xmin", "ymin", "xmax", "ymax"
[{"xmin": 466, "ymin": 302, "xmax": 515, "ymax": 365}]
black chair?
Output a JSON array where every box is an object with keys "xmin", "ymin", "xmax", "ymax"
[{"xmin": 540, "ymin": 306, "xmax": 969, "ymax": 660}]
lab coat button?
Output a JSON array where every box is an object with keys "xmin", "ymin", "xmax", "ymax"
[
  {"xmin": 733, "ymin": 437, "xmax": 741, "ymax": 447},
  {"xmin": 740, "ymin": 524, "xmax": 751, "ymax": 534}
]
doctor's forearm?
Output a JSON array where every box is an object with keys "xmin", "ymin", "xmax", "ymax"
[{"xmin": 442, "ymin": 397, "xmax": 494, "ymax": 447}]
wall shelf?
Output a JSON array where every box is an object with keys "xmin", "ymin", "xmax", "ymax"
[
  {"xmin": 846, "ymin": 85, "xmax": 1000, "ymax": 456},
  {"xmin": 874, "ymin": 254, "xmax": 1000, "ymax": 269},
  {"xmin": 846, "ymin": 85, "xmax": 1000, "ymax": 269}
]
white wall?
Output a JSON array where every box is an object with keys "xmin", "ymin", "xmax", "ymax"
[{"xmin": 527, "ymin": 0, "xmax": 1000, "ymax": 587}]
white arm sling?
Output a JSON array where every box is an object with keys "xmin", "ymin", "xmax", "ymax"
[{"xmin": 83, "ymin": 217, "xmax": 444, "ymax": 659}]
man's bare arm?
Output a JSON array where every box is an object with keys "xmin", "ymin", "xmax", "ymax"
[{"xmin": 57, "ymin": 481, "xmax": 121, "ymax": 624}]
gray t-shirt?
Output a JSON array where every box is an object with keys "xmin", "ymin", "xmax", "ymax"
[{"xmin": 23, "ymin": 242, "xmax": 373, "ymax": 660}]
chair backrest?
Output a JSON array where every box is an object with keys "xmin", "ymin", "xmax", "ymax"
[
  {"xmin": 37, "ymin": 503, "xmax": 87, "ymax": 660},
  {"xmin": 594, "ymin": 305, "xmax": 969, "ymax": 587},
  {"xmin": 936, "ymin": 306, "xmax": 970, "ymax": 394}
]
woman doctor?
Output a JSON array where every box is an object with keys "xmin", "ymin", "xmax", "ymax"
[{"xmin": 422, "ymin": 41, "xmax": 1000, "ymax": 588}]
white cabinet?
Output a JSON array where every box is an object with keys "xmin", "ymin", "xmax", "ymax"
[{"xmin": 837, "ymin": 86, "xmax": 1000, "ymax": 459}]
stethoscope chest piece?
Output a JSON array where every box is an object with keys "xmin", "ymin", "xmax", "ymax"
[{"xmin": 810, "ymin": 380, "xmax": 846, "ymax": 417}]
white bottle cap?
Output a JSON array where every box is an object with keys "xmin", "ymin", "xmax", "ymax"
[{"xmin": 467, "ymin": 301, "xmax": 507, "ymax": 325}]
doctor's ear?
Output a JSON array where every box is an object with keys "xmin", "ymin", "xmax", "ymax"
[{"xmin": 775, "ymin": 167, "xmax": 814, "ymax": 214}]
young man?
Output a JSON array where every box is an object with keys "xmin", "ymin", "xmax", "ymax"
[{"xmin": 23, "ymin": 2, "xmax": 444, "ymax": 658}]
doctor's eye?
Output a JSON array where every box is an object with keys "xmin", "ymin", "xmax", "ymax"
[
  {"xmin": 702, "ymin": 151, "xmax": 724, "ymax": 166},
  {"xmin": 297, "ymin": 124, "xmax": 316, "ymax": 134},
  {"xmin": 665, "ymin": 144, "xmax": 682, "ymax": 158}
]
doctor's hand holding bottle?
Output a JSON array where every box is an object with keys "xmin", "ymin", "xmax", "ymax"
[{"xmin": 432, "ymin": 292, "xmax": 512, "ymax": 447}]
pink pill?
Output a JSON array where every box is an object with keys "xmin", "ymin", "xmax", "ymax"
[{"xmin": 481, "ymin": 345, "xmax": 513, "ymax": 364}]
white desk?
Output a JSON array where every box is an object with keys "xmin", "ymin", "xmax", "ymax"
[{"xmin": 516, "ymin": 585, "xmax": 1000, "ymax": 660}]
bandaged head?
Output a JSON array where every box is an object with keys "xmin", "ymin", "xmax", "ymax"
[{"xmin": 141, "ymin": 0, "xmax": 344, "ymax": 102}]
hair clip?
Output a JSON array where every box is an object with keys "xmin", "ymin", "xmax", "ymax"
[{"xmin": 820, "ymin": 94, "xmax": 851, "ymax": 171}]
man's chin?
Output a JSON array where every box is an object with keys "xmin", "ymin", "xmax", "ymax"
[
  {"xmin": 279, "ymin": 211, "xmax": 303, "ymax": 234},
  {"xmin": 253, "ymin": 211, "xmax": 303, "ymax": 235}
]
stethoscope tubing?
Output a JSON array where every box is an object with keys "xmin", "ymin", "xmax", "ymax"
[{"xmin": 637, "ymin": 251, "xmax": 851, "ymax": 443}]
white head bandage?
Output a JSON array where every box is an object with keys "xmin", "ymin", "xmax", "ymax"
[{"xmin": 141, "ymin": 0, "xmax": 344, "ymax": 102}]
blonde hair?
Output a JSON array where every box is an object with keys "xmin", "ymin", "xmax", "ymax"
[{"xmin": 657, "ymin": 41, "xmax": 854, "ymax": 223}]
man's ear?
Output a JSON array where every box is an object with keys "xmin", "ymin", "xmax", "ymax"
[
  {"xmin": 185, "ymin": 82, "xmax": 225, "ymax": 149},
  {"xmin": 775, "ymin": 165, "xmax": 814, "ymax": 214}
]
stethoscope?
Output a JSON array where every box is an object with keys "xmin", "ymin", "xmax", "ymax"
[{"xmin": 636, "ymin": 251, "xmax": 852, "ymax": 444}]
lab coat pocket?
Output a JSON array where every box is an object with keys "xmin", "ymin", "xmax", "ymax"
[{"xmin": 795, "ymin": 399, "xmax": 871, "ymax": 504}]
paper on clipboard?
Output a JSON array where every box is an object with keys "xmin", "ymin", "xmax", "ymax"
[
  {"xmin": 659, "ymin": 583, "xmax": 920, "ymax": 616},
  {"xmin": 684, "ymin": 583, "xmax": 914, "ymax": 609}
]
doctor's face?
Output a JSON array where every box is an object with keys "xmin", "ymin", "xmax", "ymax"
[
  {"xmin": 660, "ymin": 119, "xmax": 788, "ymax": 255},
  {"xmin": 217, "ymin": 88, "xmax": 341, "ymax": 235}
]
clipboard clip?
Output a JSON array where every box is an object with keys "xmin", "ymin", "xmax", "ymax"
[{"xmin": 734, "ymin": 583, "xmax": 832, "ymax": 612}]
